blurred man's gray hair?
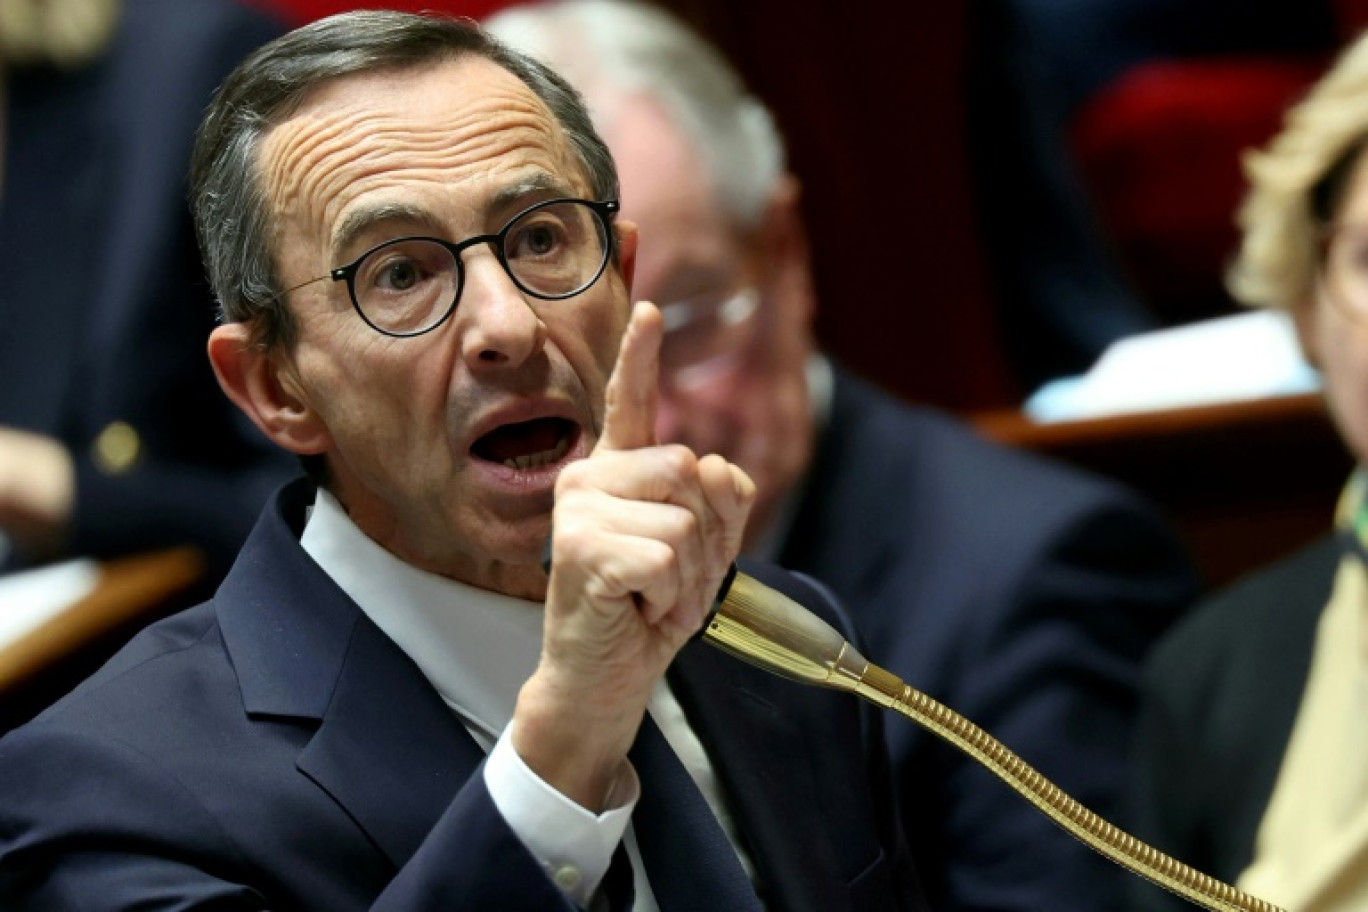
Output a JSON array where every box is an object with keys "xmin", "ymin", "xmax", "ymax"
[{"xmin": 485, "ymin": 0, "xmax": 785, "ymax": 229}]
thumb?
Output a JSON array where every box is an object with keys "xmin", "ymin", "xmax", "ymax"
[{"xmin": 599, "ymin": 301, "xmax": 662, "ymax": 452}]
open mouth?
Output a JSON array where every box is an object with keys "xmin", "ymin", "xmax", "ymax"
[{"xmin": 471, "ymin": 417, "xmax": 578, "ymax": 470}]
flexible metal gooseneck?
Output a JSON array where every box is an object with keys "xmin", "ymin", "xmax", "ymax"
[{"xmin": 704, "ymin": 571, "xmax": 1287, "ymax": 912}]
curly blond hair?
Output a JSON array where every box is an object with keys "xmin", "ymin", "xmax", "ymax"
[
  {"xmin": 1228, "ymin": 32, "xmax": 1368, "ymax": 311},
  {"xmin": 0, "ymin": 0, "xmax": 121, "ymax": 69}
]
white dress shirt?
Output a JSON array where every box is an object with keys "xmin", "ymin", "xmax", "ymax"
[{"xmin": 300, "ymin": 488, "xmax": 753, "ymax": 909}]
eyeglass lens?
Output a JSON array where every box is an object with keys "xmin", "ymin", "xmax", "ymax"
[
  {"xmin": 659, "ymin": 287, "xmax": 760, "ymax": 384},
  {"xmin": 350, "ymin": 200, "xmax": 610, "ymax": 336}
]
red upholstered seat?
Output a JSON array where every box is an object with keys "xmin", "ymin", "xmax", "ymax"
[{"xmin": 1070, "ymin": 57, "xmax": 1328, "ymax": 326}]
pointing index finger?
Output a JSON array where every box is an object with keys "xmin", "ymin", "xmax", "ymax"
[{"xmin": 599, "ymin": 301, "xmax": 662, "ymax": 453}]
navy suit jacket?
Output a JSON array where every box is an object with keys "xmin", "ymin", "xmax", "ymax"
[
  {"xmin": 778, "ymin": 369, "xmax": 1201, "ymax": 910},
  {"xmin": 0, "ymin": 0, "xmax": 293, "ymax": 577},
  {"xmin": 1126, "ymin": 535, "xmax": 1336, "ymax": 912},
  {"xmin": 0, "ymin": 479, "xmax": 928, "ymax": 911}
]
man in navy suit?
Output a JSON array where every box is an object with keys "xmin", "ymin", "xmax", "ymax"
[
  {"xmin": 487, "ymin": 3, "xmax": 1203, "ymax": 909},
  {"xmin": 0, "ymin": 11, "xmax": 926, "ymax": 910},
  {"xmin": 0, "ymin": 0, "xmax": 293, "ymax": 579}
]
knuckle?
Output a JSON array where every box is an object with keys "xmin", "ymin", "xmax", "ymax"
[
  {"xmin": 659, "ymin": 443, "xmax": 699, "ymax": 481},
  {"xmin": 643, "ymin": 537, "xmax": 678, "ymax": 578},
  {"xmin": 671, "ymin": 506, "xmax": 700, "ymax": 543},
  {"xmin": 554, "ymin": 458, "xmax": 594, "ymax": 496},
  {"xmin": 550, "ymin": 514, "xmax": 592, "ymax": 563}
]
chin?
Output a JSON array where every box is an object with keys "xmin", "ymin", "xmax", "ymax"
[{"xmin": 480, "ymin": 511, "xmax": 554, "ymax": 564}]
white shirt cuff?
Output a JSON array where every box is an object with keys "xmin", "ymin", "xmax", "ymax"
[{"xmin": 484, "ymin": 721, "xmax": 639, "ymax": 905}]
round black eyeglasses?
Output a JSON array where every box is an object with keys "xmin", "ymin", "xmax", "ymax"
[{"xmin": 282, "ymin": 198, "xmax": 619, "ymax": 338}]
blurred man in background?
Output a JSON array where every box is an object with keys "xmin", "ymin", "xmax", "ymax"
[{"xmin": 488, "ymin": 2, "xmax": 1203, "ymax": 908}]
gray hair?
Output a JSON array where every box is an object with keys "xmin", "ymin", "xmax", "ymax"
[
  {"xmin": 189, "ymin": 9, "xmax": 619, "ymax": 349},
  {"xmin": 484, "ymin": 0, "xmax": 785, "ymax": 230}
]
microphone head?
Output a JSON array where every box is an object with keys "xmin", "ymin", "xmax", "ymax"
[{"xmin": 704, "ymin": 568, "xmax": 870, "ymax": 691}]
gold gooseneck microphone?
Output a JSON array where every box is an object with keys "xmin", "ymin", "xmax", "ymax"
[{"xmin": 702, "ymin": 567, "xmax": 1286, "ymax": 912}]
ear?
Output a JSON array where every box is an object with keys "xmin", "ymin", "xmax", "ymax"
[
  {"xmin": 615, "ymin": 218, "xmax": 639, "ymax": 296},
  {"xmin": 762, "ymin": 174, "xmax": 807, "ymax": 252},
  {"xmin": 207, "ymin": 324, "xmax": 332, "ymax": 456},
  {"xmin": 759, "ymin": 173, "xmax": 816, "ymax": 325},
  {"xmin": 1290, "ymin": 295, "xmax": 1323, "ymax": 369}
]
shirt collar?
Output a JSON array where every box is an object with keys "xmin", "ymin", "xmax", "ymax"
[{"xmin": 299, "ymin": 488, "xmax": 544, "ymax": 743}]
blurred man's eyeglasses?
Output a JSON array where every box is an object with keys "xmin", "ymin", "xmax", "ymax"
[
  {"xmin": 659, "ymin": 286, "xmax": 761, "ymax": 389},
  {"xmin": 1319, "ymin": 222, "xmax": 1368, "ymax": 323},
  {"xmin": 276, "ymin": 198, "xmax": 619, "ymax": 338}
]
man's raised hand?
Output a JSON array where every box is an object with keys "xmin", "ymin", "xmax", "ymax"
[{"xmin": 513, "ymin": 302, "xmax": 754, "ymax": 810}]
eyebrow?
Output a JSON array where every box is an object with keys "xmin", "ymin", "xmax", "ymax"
[
  {"xmin": 330, "ymin": 201, "xmax": 436, "ymax": 263},
  {"xmin": 328, "ymin": 172, "xmax": 585, "ymax": 263},
  {"xmin": 488, "ymin": 173, "xmax": 580, "ymax": 212}
]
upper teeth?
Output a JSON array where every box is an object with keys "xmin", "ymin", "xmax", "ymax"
[{"xmin": 502, "ymin": 434, "xmax": 570, "ymax": 470}]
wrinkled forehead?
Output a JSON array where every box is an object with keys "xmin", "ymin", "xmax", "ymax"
[{"xmin": 258, "ymin": 55, "xmax": 590, "ymax": 256}]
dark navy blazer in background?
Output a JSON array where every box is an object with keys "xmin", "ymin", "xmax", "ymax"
[
  {"xmin": 0, "ymin": 479, "xmax": 930, "ymax": 911},
  {"xmin": 0, "ymin": 0, "xmax": 293, "ymax": 577},
  {"xmin": 779, "ymin": 369, "xmax": 1201, "ymax": 911}
]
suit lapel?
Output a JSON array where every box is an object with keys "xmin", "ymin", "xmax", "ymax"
[
  {"xmin": 669, "ymin": 640, "xmax": 852, "ymax": 912},
  {"xmin": 217, "ymin": 482, "xmax": 486, "ymax": 870},
  {"xmin": 296, "ymin": 614, "xmax": 486, "ymax": 868}
]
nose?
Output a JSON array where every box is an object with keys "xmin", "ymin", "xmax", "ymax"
[{"xmin": 456, "ymin": 246, "xmax": 547, "ymax": 371}]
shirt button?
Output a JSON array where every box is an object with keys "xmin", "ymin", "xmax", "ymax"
[{"xmin": 552, "ymin": 864, "xmax": 582, "ymax": 892}]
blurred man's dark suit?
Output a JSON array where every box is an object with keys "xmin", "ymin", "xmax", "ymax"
[{"xmin": 778, "ymin": 368, "xmax": 1201, "ymax": 910}]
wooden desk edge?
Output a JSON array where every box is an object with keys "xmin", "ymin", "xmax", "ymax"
[
  {"xmin": 0, "ymin": 547, "xmax": 206, "ymax": 693},
  {"xmin": 971, "ymin": 392, "xmax": 1331, "ymax": 449}
]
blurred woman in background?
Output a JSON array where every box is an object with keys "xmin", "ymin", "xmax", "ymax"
[{"xmin": 1131, "ymin": 28, "xmax": 1368, "ymax": 912}]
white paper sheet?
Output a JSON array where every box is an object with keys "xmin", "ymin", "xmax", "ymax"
[
  {"xmin": 1025, "ymin": 310, "xmax": 1322, "ymax": 422},
  {"xmin": 0, "ymin": 559, "xmax": 101, "ymax": 648}
]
